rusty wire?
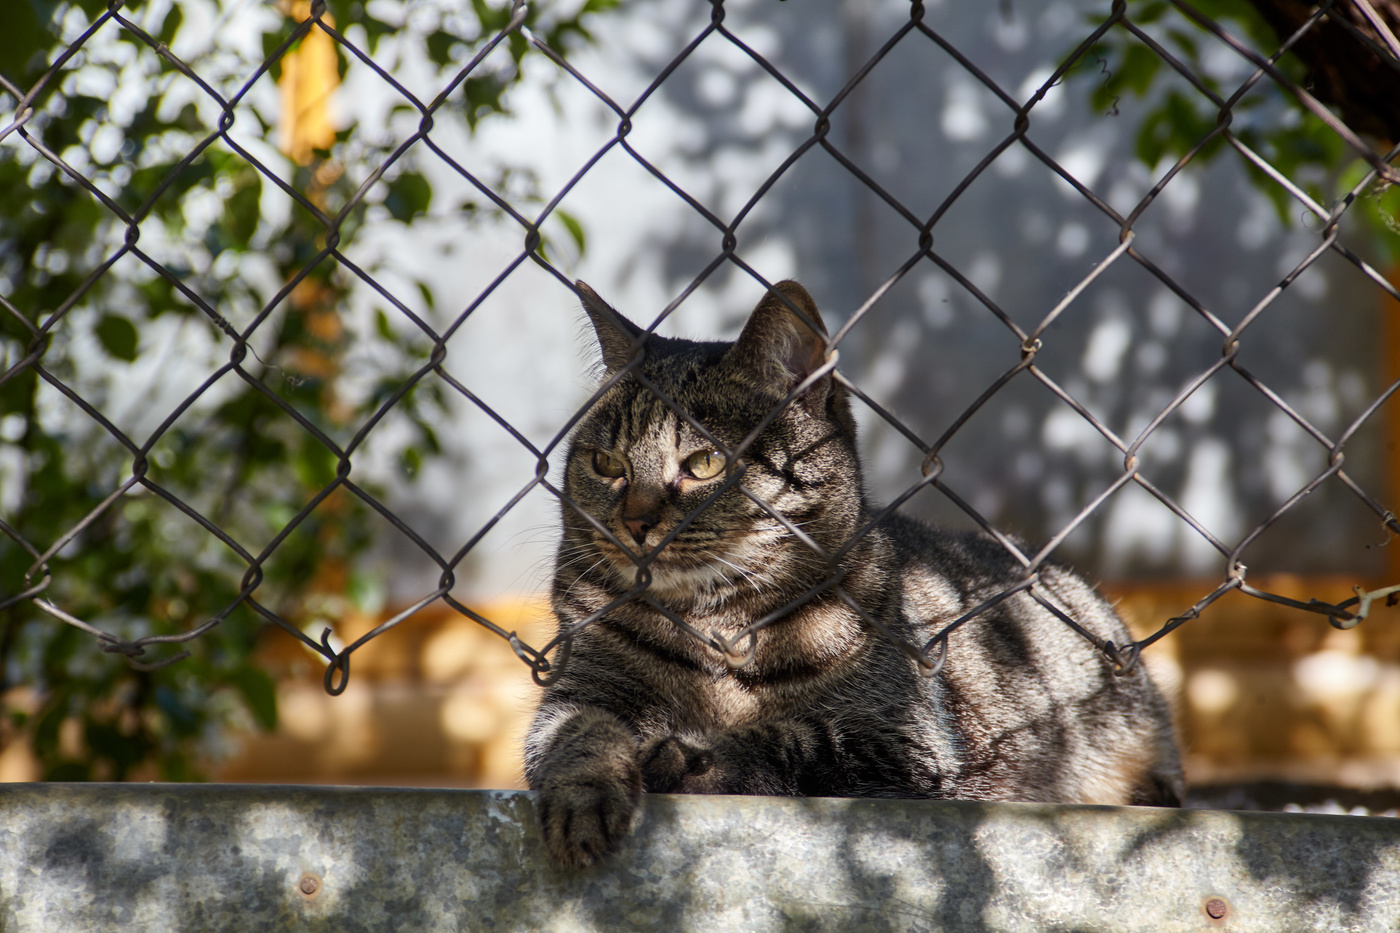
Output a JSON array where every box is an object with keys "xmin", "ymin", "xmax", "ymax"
[{"xmin": 2, "ymin": 0, "xmax": 1400, "ymax": 692}]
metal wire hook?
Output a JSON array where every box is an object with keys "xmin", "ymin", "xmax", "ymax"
[{"xmin": 321, "ymin": 627, "xmax": 351, "ymax": 696}]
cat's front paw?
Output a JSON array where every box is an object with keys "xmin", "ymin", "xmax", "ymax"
[
  {"xmin": 538, "ymin": 765, "xmax": 642, "ymax": 868},
  {"xmin": 531, "ymin": 707, "xmax": 645, "ymax": 867},
  {"xmin": 640, "ymin": 734, "xmax": 727, "ymax": 793}
]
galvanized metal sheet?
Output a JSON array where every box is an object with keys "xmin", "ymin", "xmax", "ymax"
[{"xmin": 2, "ymin": 784, "xmax": 1398, "ymax": 932}]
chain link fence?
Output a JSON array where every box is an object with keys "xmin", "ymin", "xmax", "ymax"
[{"xmin": 3, "ymin": 0, "xmax": 1400, "ymax": 707}]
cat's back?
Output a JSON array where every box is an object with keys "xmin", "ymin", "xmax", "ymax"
[
  {"xmin": 882, "ymin": 515, "xmax": 1129, "ymax": 654},
  {"xmin": 879, "ymin": 515, "xmax": 1183, "ymax": 806}
]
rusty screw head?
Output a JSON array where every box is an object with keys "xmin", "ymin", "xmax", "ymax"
[
  {"xmin": 298, "ymin": 874, "xmax": 321, "ymax": 897},
  {"xmin": 1205, "ymin": 897, "xmax": 1228, "ymax": 920}
]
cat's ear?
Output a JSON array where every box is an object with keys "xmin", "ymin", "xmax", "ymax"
[
  {"xmin": 577, "ymin": 281, "xmax": 644, "ymax": 373},
  {"xmin": 730, "ymin": 280, "xmax": 833, "ymax": 412}
]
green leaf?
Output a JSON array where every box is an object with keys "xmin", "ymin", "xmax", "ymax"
[
  {"xmin": 463, "ymin": 74, "xmax": 509, "ymax": 130},
  {"xmin": 222, "ymin": 173, "xmax": 262, "ymax": 247},
  {"xmin": 557, "ymin": 210, "xmax": 587, "ymax": 254},
  {"xmin": 1117, "ymin": 43, "xmax": 1162, "ymax": 98},
  {"xmin": 155, "ymin": 684, "xmax": 201, "ymax": 737},
  {"xmin": 376, "ymin": 308, "xmax": 396, "ymax": 342},
  {"xmin": 0, "ymin": 1, "xmax": 51, "ymax": 80},
  {"xmin": 294, "ymin": 442, "xmax": 339, "ymax": 489},
  {"xmin": 159, "ymin": 750, "xmax": 195, "ymax": 782},
  {"xmin": 360, "ymin": 16, "xmax": 396, "ymax": 54},
  {"xmin": 32, "ymin": 695, "xmax": 69, "ymax": 758},
  {"xmin": 384, "ymin": 171, "xmax": 432, "ymax": 223},
  {"xmin": 470, "ymin": 0, "xmax": 512, "ymax": 32},
  {"xmin": 85, "ymin": 717, "xmax": 147, "ymax": 777},
  {"xmin": 348, "ymin": 569, "xmax": 386, "ymax": 615},
  {"xmin": 1164, "ymin": 28, "xmax": 1198, "ymax": 61},
  {"xmin": 418, "ymin": 421, "xmax": 442, "ymax": 455},
  {"xmin": 230, "ymin": 668, "xmax": 279, "ymax": 731},
  {"xmin": 507, "ymin": 30, "xmax": 529, "ymax": 65},
  {"xmin": 157, "ymin": 3, "xmax": 184, "ymax": 45},
  {"xmin": 425, "ymin": 29, "xmax": 457, "ymax": 67},
  {"xmin": 95, "ymin": 314, "xmax": 140, "ymax": 362},
  {"xmin": 1132, "ymin": 1, "xmax": 1171, "ymax": 25},
  {"xmin": 1134, "ymin": 90, "xmax": 1216, "ymax": 166},
  {"xmin": 0, "ymin": 0, "xmax": 105, "ymax": 81}
]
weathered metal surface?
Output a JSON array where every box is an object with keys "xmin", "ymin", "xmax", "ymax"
[{"xmin": 2, "ymin": 783, "xmax": 1398, "ymax": 932}]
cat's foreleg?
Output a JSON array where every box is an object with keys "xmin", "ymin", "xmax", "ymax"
[
  {"xmin": 639, "ymin": 720, "xmax": 825, "ymax": 796},
  {"xmin": 528, "ymin": 706, "xmax": 643, "ymax": 868}
]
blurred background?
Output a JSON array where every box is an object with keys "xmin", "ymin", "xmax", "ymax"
[{"xmin": 3, "ymin": 0, "xmax": 1399, "ymax": 804}]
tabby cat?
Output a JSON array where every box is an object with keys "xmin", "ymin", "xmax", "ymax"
[{"xmin": 525, "ymin": 280, "xmax": 1183, "ymax": 868}]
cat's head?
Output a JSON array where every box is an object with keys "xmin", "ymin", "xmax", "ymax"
[{"xmin": 559, "ymin": 281, "xmax": 862, "ymax": 602}]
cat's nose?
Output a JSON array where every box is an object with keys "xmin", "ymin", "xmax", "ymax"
[{"xmin": 624, "ymin": 514, "xmax": 657, "ymax": 547}]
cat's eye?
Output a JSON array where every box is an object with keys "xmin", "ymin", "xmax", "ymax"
[
  {"xmin": 684, "ymin": 449, "xmax": 726, "ymax": 480},
  {"xmin": 591, "ymin": 450, "xmax": 626, "ymax": 478}
]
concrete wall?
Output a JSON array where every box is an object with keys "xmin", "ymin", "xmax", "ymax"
[{"xmin": 4, "ymin": 783, "xmax": 1400, "ymax": 932}]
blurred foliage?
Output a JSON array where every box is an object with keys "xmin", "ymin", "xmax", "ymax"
[
  {"xmin": 0, "ymin": 0, "xmax": 609, "ymax": 780},
  {"xmin": 1076, "ymin": 0, "xmax": 1400, "ymax": 266}
]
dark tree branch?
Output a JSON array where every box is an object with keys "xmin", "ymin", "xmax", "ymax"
[{"xmin": 1244, "ymin": 0, "xmax": 1400, "ymax": 146}]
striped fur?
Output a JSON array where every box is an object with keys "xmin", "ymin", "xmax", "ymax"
[{"xmin": 525, "ymin": 280, "xmax": 1183, "ymax": 868}]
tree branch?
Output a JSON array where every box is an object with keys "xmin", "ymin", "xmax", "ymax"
[{"xmin": 1244, "ymin": 0, "xmax": 1400, "ymax": 146}]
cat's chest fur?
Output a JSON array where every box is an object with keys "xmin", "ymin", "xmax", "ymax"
[{"xmin": 590, "ymin": 593, "xmax": 876, "ymax": 732}]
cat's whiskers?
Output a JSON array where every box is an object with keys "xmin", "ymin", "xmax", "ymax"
[
  {"xmin": 559, "ymin": 554, "xmax": 613, "ymax": 601},
  {"xmin": 556, "ymin": 538, "xmax": 600, "ymax": 558},
  {"xmin": 705, "ymin": 552, "xmax": 768, "ymax": 595}
]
